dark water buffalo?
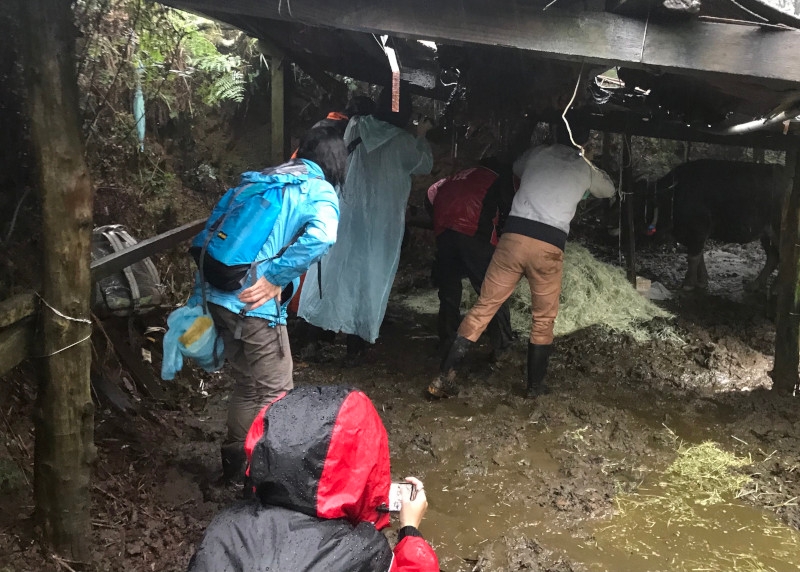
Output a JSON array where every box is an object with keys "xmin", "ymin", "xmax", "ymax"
[{"xmin": 641, "ymin": 159, "xmax": 791, "ymax": 291}]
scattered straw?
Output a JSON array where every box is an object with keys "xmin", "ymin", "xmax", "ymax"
[{"xmin": 592, "ymin": 441, "xmax": 800, "ymax": 571}]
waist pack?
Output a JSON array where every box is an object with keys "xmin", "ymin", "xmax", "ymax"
[
  {"xmin": 189, "ymin": 160, "xmax": 318, "ymax": 292},
  {"xmin": 92, "ymin": 225, "xmax": 164, "ymax": 317}
]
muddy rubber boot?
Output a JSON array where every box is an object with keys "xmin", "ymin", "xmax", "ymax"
[
  {"xmin": 428, "ymin": 335, "xmax": 473, "ymax": 398},
  {"xmin": 220, "ymin": 443, "xmax": 247, "ymax": 485},
  {"xmin": 526, "ymin": 343, "xmax": 552, "ymax": 399}
]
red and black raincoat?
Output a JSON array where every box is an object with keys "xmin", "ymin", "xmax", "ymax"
[
  {"xmin": 426, "ymin": 165, "xmax": 517, "ymax": 246},
  {"xmin": 187, "ymin": 386, "xmax": 439, "ymax": 572}
]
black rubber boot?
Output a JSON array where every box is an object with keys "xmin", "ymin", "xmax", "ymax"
[
  {"xmin": 526, "ymin": 343, "xmax": 553, "ymax": 398},
  {"xmin": 428, "ymin": 336, "xmax": 473, "ymax": 398},
  {"xmin": 220, "ymin": 443, "xmax": 247, "ymax": 484}
]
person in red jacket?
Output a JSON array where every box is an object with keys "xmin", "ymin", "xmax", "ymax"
[
  {"xmin": 187, "ymin": 385, "xmax": 439, "ymax": 572},
  {"xmin": 426, "ymin": 157, "xmax": 516, "ymax": 361}
]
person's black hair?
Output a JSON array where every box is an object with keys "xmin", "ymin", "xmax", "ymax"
[
  {"xmin": 296, "ymin": 126, "xmax": 348, "ymax": 187},
  {"xmin": 552, "ymin": 114, "xmax": 590, "ymax": 147},
  {"xmin": 345, "ymin": 95, "xmax": 376, "ymax": 118},
  {"xmin": 373, "ymin": 83, "xmax": 413, "ymax": 128}
]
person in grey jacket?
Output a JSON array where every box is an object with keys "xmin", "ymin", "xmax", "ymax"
[{"xmin": 429, "ymin": 116, "xmax": 615, "ymax": 398}]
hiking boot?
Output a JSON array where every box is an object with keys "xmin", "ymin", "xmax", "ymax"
[
  {"xmin": 427, "ymin": 370, "xmax": 459, "ymax": 398},
  {"xmin": 526, "ymin": 343, "xmax": 553, "ymax": 399}
]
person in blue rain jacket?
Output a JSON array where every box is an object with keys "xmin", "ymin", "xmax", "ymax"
[{"xmin": 193, "ymin": 126, "xmax": 344, "ymax": 482}]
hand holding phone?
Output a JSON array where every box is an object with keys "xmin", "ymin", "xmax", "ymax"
[
  {"xmin": 399, "ymin": 476, "xmax": 428, "ymax": 529},
  {"xmin": 387, "ymin": 482, "xmax": 416, "ymax": 512}
]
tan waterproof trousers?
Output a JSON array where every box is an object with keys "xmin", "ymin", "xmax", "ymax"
[{"xmin": 458, "ymin": 233, "xmax": 564, "ymax": 345}]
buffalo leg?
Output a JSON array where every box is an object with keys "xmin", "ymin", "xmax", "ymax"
[
  {"xmin": 745, "ymin": 233, "xmax": 779, "ymax": 292},
  {"xmin": 684, "ymin": 254, "xmax": 703, "ymax": 290},
  {"xmin": 697, "ymin": 255, "xmax": 709, "ymax": 289}
]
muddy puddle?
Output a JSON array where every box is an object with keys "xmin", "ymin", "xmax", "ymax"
[{"xmin": 384, "ymin": 369, "xmax": 800, "ymax": 572}]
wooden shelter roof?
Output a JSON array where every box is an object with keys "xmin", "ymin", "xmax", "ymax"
[{"xmin": 163, "ymin": 0, "xmax": 800, "ymax": 148}]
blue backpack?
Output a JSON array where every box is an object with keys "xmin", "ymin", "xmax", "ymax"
[{"xmin": 190, "ymin": 160, "xmax": 319, "ymax": 292}]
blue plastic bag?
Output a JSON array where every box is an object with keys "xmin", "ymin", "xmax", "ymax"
[{"xmin": 161, "ymin": 305, "xmax": 224, "ymax": 381}]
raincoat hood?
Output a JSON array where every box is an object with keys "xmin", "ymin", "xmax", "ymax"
[
  {"xmin": 353, "ymin": 115, "xmax": 407, "ymax": 154},
  {"xmin": 244, "ymin": 386, "xmax": 392, "ymax": 530}
]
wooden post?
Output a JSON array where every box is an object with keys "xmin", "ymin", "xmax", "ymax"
[
  {"xmin": 270, "ymin": 54, "xmax": 286, "ymax": 165},
  {"xmin": 623, "ymin": 132, "xmax": 636, "ymax": 285},
  {"xmin": 21, "ymin": 0, "xmax": 95, "ymax": 561},
  {"xmin": 773, "ymin": 149, "xmax": 800, "ymax": 395}
]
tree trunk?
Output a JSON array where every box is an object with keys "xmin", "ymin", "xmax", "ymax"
[
  {"xmin": 21, "ymin": 0, "xmax": 96, "ymax": 561},
  {"xmin": 773, "ymin": 150, "xmax": 800, "ymax": 394}
]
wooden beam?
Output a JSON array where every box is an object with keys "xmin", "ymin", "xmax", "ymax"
[
  {"xmin": 0, "ymin": 292, "xmax": 36, "ymax": 329},
  {"xmin": 579, "ymin": 111, "xmax": 800, "ymax": 150},
  {"xmin": 90, "ymin": 218, "xmax": 205, "ymax": 283},
  {"xmin": 622, "ymin": 131, "xmax": 636, "ymax": 285},
  {"xmin": 772, "ymin": 149, "xmax": 800, "ymax": 394},
  {"xmin": 256, "ymin": 37, "xmax": 348, "ymax": 105},
  {"xmin": 0, "ymin": 319, "xmax": 34, "ymax": 375},
  {"xmin": 163, "ymin": 0, "xmax": 800, "ymax": 87}
]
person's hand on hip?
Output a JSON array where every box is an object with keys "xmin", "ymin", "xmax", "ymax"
[{"xmin": 239, "ymin": 276, "xmax": 282, "ymax": 310}]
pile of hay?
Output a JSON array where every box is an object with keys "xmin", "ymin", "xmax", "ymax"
[{"xmin": 462, "ymin": 242, "xmax": 671, "ymax": 341}]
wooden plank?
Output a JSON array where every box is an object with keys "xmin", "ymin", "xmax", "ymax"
[
  {"xmin": 162, "ymin": 0, "xmax": 800, "ymax": 86},
  {"xmin": 0, "ymin": 292, "xmax": 36, "ymax": 329},
  {"xmin": 105, "ymin": 327, "xmax": 166, "ymax": 401},
  {"xmin": 0, "ymin": 319, "xmax": 34, "ymax": 376},
  {"xmin": 90, "ymin": 218, "xmax": 206, "ymax": 283},
  {"xmin": 772, "ymin": 149, "xmax": 800, "ymax": 394}
]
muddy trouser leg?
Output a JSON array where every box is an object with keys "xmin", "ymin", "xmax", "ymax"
[
  {"xmin": 436, "ymin": 231, "xmax": 466, "ymax": 353},
  {"xmin": 459, "ymin": 234, "xmax": 514, "ymax": 352},
  {"xmin": 523, "ymin": 238, "xmax": 564, "ymax": 346},
  {"xmin": 208, "ymin": 304, "xmax": 293, "ymax": 478},
  {"xmin": 457, "ymin": 233, "xmax": 525, "ymax": 344}
]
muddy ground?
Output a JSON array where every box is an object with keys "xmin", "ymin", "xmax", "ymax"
[{"xmin": 2, "ymin": 233, "xmax": 800, "ymax": 572}]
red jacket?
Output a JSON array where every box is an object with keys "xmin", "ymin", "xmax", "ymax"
[
  {"xmin": 187, "ymin": 386, "xmax": 439, "ymax": 572},
  {"xmin": 427, "ymin": 165, "xmax": 516, "ymax": 246}
]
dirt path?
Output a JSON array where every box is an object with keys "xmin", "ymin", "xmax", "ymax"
[{"xmin": 2, "ymin": 242, "xmax": 800, "ymax": 571}]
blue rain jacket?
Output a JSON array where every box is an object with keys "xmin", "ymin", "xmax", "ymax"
[{"xmin": 191, "ymin": 159, "xmax": 339, "ymax": 326}]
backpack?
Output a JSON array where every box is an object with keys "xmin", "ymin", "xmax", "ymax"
[
  {"xmin": 92, "ymin": 224, "xmax": 164, "ymax": 317},
  {"xmin": 189, "ymin": 160, "xmax": 319, "ymax": 292}
]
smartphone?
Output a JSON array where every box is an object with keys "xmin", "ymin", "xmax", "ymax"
[{"xmin": 385, "ymin": 482, "xmax": 416, "ymax": 512}]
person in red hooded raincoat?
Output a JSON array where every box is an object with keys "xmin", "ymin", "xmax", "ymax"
[{"xmin": 187, "ymin": 385, "xmax": 439, "ymax": 572}]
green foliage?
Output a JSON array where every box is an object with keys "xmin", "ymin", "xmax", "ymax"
[{"xmin": 75, "ymin": 0, "xmax": 258, "ymax": 145}]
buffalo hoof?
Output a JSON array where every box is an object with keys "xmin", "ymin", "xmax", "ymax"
[
  {"xmin": 743, "ymin": 278, "xmax": 766, "ymax": 293},
  {"xmin": 681, "ymin": 281, "xmax": 708, "ymax": 292}
]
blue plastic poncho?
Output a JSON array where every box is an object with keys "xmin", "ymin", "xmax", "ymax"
[
  {"xmin": 161, "ymin": 304, "xmax": 224, "ymax": 380},
  {"xmin": 298, "ymin": 115, "xmax": 432, "ymax": 343}
]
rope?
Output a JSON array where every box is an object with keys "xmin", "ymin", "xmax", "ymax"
[
  {"xmin": 277, "ymin": 0, "xmax": 294, "ymax": 17},
  {"xmin": 36, "ymin": 293, "xmax": 91, "ymax": 324},
  {"xmin": 34, "ymin": 293, "xmax": 92, "ymax": 358},
  {"xmin": 37, "ymin": 334, "xmax": 92, "ymax": 358}
]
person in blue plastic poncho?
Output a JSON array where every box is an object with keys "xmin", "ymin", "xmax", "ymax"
[
  {"xmin": 298, "ymin": 84, "xmax": 433, "ymax": 361},
  {"xmin": 194, "ymin": 127, "xmax": 345, "ymax": 482}
]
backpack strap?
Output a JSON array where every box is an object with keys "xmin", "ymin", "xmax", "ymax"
[{"xmin": 347, "ymin": 137, "xmax": 363, "ymax": 155}]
